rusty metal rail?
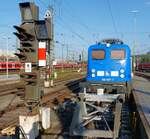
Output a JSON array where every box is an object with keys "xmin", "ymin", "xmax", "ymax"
[
  {"xmin": 0, "ymin": 73, "xmax": 83, "ymax": 97},
  {"xmin": 0, "ymin": 77, "xmax": 82, "ymax": 135},
  {"xmin": 135, "ymin": 71, "xmax": 150, "ymax": 80},
  {"xmin": 42, "ymin": 78, "xmax": 82, "ymax": 105}
]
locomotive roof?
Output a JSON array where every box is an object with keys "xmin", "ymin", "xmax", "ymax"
[
  {"xmin": 88, "ymin": 42, "xmax": 130, "ymax": 51},
  {"xmin": 98, "ymin": 38, "xmax": 124, "ymax": 45}
]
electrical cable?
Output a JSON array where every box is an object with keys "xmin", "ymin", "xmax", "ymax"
[
  {"xmin": 38, "ymin": 0, "xmax": 91, "ymax": 45},
  {"xmin": 106, "ymin": 0, "xmax": 119, "ymax": 37}
]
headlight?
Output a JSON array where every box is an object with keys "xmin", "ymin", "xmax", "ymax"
[
  {"xmin": 120, "ymin": 74, "xmax": 125, "ymax": 78},
  {"xmin": 120, "ymin": 69, "xmax": 125, "ymax": 73},
  {"xmin": 92, "ymin": 73, "xmax": 95, "ymax": 77},
  {"xmin": 92, "ymin": 69, "xmax": 95, "ymax": 73}
]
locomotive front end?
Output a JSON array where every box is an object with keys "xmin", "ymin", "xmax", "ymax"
[
  {"xmin": 85, "ymin": 39, "xmax": 132, "ymax": 94},
  {"xmin": 87, "ymin": 40, "xmax": 131, "ymax": 84}
]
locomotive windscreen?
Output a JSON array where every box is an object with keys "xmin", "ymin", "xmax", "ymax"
[
  {"xmin": 92, "ymin": 50, "xmax": 105, "ymax": 59},
  {"xmin": 111, "ymin": 49, "xmax": 125, "ymax": 59}
]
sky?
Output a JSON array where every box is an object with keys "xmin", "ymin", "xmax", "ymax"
[{"xmin": 0, "ymin": 0, "xmax": 150, "ymax": 60}]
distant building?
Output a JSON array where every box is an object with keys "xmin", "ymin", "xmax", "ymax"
[{"xmin": 0, "ymin": 49, "xmax": 18, "ymax": 61}]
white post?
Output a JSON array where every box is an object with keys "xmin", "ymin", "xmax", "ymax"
[
  {"xmin": 6, "ymin": 38, "xmax": 9, "ymax": 78},
  {"xmin": 40, "ymin": 107, "xmax": 51, "ymax": 129},
  {"xmin": 19, "ymin": 114, "xmax": 39, "ymax": 139},
  {"xmin": 1, "ymin": 37, "xmax": 11, "ymax": 79},
  {"xmin": 131, "ymin": 10, "xmax": 138, "ymax": 73},
  {"xmin": 61, "ymin": 46, "xmax": 64, "ymax": 72}
]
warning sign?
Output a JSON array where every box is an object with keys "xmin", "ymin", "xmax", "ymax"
[{"xmin": 25, "ymin": 63, "xmax": 32, "ymax": 73}]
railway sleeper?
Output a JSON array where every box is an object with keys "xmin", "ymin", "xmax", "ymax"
[{"xmin": 119, "ymin": 102, "xmax": 133, "ymax": 139}]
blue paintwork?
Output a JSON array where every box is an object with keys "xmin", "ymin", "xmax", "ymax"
[{"xmin": 86, "ymin": 43, "xmax": 131, "ymax": 83}]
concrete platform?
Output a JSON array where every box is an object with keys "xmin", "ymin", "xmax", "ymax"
[{"xmin": 132, "ymin": 76, "xmax": 150, "ymax": 138}]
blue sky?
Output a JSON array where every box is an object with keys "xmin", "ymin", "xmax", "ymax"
[{"xmin": 0, "ymin": 0, "xmax": 150, "ymax": 59}]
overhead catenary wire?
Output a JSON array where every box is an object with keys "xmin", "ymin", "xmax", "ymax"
[
  {"xmin": 38, "ymin": 0, "xmax": 90, "ymax": 45},
  {"xmin": 106, "ymin": 0, "xmax": 119, "ymax": 37},
  {"xmin": 55, "ymin": 13, "xmax": 91, "ymax": 45},
  {"xmin": 38, "ymin": 0, "xmax": 48, "ymax": 8},
  {"xmin": 62, "ymin": 0, "xmax": 96, "ymax": 43},
  {"xmin": 62, "ymin": 0, "xmax": 92, "ymax": 34},
  {"xmin": 63, "ymin": 0, "xmax": 122, "ymax": 42},
  {"xmin": 55, "ymin": 17, "xmax": 90, "ymax": 45},
  {"xmin": 38, "ymin": 0, "xmax": 90, "ymax": 63},
  {"xmin": 38, "ymin": 0, "xmax": 150, "ymax": 49}
]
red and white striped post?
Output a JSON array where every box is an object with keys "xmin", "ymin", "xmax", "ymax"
[{"xmin": 38, "ymin": 42, "xmax": 46, "ymax": 67}]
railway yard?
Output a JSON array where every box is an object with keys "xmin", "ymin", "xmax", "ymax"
[
  {"xmin": 0, "ymin": 72, "xmax": 149, "ymax": 139},
  {"xmin": 0, "ymin": 71, "xmax": 84, "ymax": 137},
  {"xmin": 0, "ymin": 1, "xmax": 150, "ymax": 139}
]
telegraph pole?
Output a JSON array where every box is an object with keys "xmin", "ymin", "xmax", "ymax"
[
  {"xmin": 51, "ymin": 13, "xmax": 54, "ymax": 86},
  {"xmin": 45, "ymin": 6, "xmax": 54, "ymax": 87},
  {"xmin": 61, "ymin": 45, "xmax": 64, "ymax": 72},
  {"xmin": 66, "ymin": 44, "xmax": 69, "ymax": 63},
  {"xmin": 131, "ymin": 10, "xmax": 138, "ymax": 73},
  {"xmin": 82, "ymin": 49, "xmax": 84, "ymax": 72}
]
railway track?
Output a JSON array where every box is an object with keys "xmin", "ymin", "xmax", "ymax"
[
  {"xmin": 0, "ymin": 75, "xmax": 149, "ymax": 138},
  {"xmin": 0, "ymin": 76, "xmax": 83, "ymax": 135},
  {"xmin": 135, "ymin": 71, "xmax": 150, "ymax": 80},
  {"xmin": 0, "ymin": 72, "xmax": 83, "ymax": 97}
]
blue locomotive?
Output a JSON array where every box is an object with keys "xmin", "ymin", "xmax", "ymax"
[{"xmin": 85, "ymin": 39, "xmax": 132, "ymax": 94}]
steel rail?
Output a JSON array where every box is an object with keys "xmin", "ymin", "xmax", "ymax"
[{"xmin": 0, "ymin": 77, "xmax": 82, "ymax": 135}]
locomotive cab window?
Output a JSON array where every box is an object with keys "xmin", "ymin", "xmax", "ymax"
[
  {"xmin": 111, "ymin": 49, "xmax": 125, "ymax": 59},
  {"xmin": 92, "ymin": 50, "xmax": 105, "ymax": 60}
]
